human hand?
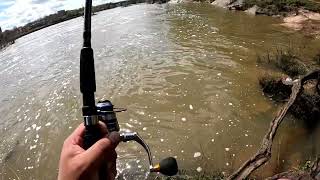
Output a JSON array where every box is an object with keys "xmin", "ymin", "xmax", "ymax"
[{"xmin": 58, "ymin": 123, "xmax": 120, "ymax": 180}]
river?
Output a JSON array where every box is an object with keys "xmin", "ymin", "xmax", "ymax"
[{"xmin": 1, "ymin": 3, "xmax": 320, "ymax": 179}]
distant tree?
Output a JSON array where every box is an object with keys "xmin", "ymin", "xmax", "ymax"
[{"xmin": 0, "ymin": 27, "xmax": 3, "ymax": 46}]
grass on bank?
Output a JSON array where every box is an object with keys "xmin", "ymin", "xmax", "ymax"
[
  {"xmin": 257, "ymin": 48, "xmax": 309, "ymax": 77},
  {"xmin": 243, "ymin": 0, "xmax": 320, "ymax": 15}
]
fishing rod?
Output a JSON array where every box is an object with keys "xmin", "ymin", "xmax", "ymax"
[{"xmin": 79, "ymin": 0, "xmax": 178, "ymax": 177}]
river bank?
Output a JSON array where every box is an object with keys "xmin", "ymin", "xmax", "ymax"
[
  {"xmin": 184, "ymin": 0, "xmax": 320, "ymax": 37},
  {"xmin": 0, "ymin": 0, "xmax": 168, "ymax": 50}
]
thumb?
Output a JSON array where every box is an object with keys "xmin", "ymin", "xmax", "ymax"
[{"xmin": 81, "ymin": 138, "xmax": 113, "ymax": 166}]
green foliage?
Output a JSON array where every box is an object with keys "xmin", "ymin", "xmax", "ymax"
[
  {"xmin": 300, "ymin": 160, "xmax": 312, "ymax": 171},
  {"xmin": 257, "ymin": 49, "xmax": 309, "ymax": 77},
  {"xmin": 243, "ymin": 0, "xmax": 320, "ymax": 14},
  {"xmin": 275, "ymin": 52, "xmax": 308, "ymax": 77}
]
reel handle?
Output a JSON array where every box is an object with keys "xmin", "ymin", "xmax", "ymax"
[{"xmin": 120, "ymin": 132, "xmax": 179, "ymax": 176}]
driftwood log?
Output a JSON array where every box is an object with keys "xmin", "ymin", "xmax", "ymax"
[{"xmin": 228, "ymin": 70, "xmax": 320, "ymax": 180}]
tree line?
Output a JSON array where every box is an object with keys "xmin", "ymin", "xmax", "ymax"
[{"xmin": 0, "ymin": 0, "xmax": 168, "ymax": 50}]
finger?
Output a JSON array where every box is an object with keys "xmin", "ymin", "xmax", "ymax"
[
  {"xmin": 70, "ymin": 123, "xmax": 85, "ymax": 139},
  {"xmin": 80, "ymin": 137, "xmax": 113, "ymax": 166},
  {"xmin": 65, "ymin": 123, "xmax": 85, "ymax": 145},
  {"xmin": 98, "ymin": 121, "xmax": 108, "ymax": 135},
  {"xmin": 70, "ymin": 123, "xmax": 106, "ymax": 146},
  {"xmin": 107, "ymin": 132, "xmax": 121, "ymax": 147}
]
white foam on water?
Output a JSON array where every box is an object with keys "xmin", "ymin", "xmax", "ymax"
[
  {"xmin": 137, "ymin": 111, "xmax": 145, "ymax": 115},
  {"xmin": 30, "ymin": 145, "xmax": 37, "ymax": 150},
  {"xmin": 125, "ymin": 123, "xmax": 133, "ymax": 128},
  {"xmin": 35, "ymin": 113, "xmax": 40, "ymax": 120},
  {"xmin": 194, "ymin": 152, "xmax": 201, "ymax": 158}
]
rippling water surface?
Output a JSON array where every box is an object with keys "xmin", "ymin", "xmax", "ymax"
[{"xmin": 1, "ymin": 3, "xmax": 320, "ymax": 179}]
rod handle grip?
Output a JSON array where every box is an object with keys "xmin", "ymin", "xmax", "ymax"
[
  {"xmin": 83, "ymin": 125, "xmax": 101, "ymax": 150},
  {"xmin": 83, "ymin": 125, "xmax": 108, "ymax": 180}
]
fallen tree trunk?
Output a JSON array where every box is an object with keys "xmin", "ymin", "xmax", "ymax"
[{"xmin": 228, "ymin": 70, "xmax": 320, "ymax": 180}]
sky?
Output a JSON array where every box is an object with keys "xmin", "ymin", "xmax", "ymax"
[{"xmin": 0, "ymin": 0, "xmax": 111, "ymax": 31}]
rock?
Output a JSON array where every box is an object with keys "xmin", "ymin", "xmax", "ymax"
[
  {"xmin": 303, "ymin": 12, "xmax": 320, "ymax": 21},
  {"xmin": 291, "ymin": 79, "xmax": 320, "ymax": 128},
  {"xmin": 300, "ymin": 21, "xmax": 320, "ymax": 37},
  {"xmin": 299, "ymin": 9, "xmax": 320, "ymax": 21},
  {"xmin": 228, "ymin": 0, "xmax": 244, "ymax": 10},
  {"xmin": 283, "ymin": 15, "xmax": 309, "ymax": 24},
  {"xmin": 168, "ymin": 0, "xmax": 190, "ymax": 3},
  {"xmin": 211, "ymin": 0, "xmax": 244, "ymax": 9},
  {"xmin": 259, "ymin": 74, "xmax": 292, "ymax": 101},
  {"xmin": 281, "ymin": 15, "xmax": 309, "ymax": 31},
  {"xmin": 245, "ymin": 5, "xmax": 260, "ymax": 15},
  {"xmin": 259, "ymin": 73, "xmax": 320, "ymax": 127},
  {"xmin": 307, "ymin": 13, "xmax": 320, "ymax": 21},
  {"xmin": 282, "ymin": 10, "xmax": 320, "ymax": 32},
  {"xmin": 281, "ymin": 22, "xmax": 304, "ymax": 31},
  {"xmin": 281, "ymin": 12, "xmax": 320, "ymax": 36},
  {"xmin": 211, "ymin": 0, "xmax": 233, "ymax": 8}
]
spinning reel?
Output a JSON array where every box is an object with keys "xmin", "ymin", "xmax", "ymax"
[{"xmin": 96, "ymin": 100, "xmax": 178, "ymax": 176}]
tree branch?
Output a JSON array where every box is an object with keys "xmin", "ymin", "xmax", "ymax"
[{"xmin": 228, "ymin": 70, "xmax": 320, "ymax": 180}]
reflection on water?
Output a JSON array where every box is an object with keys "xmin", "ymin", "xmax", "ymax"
[{"xmin": 0, "ymin": 3, "xmax": 320, "ymax": 179}]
